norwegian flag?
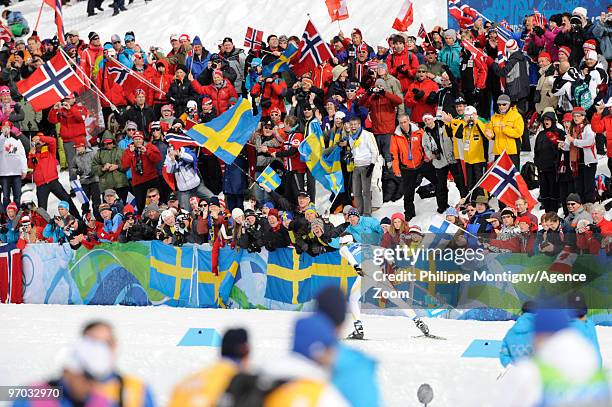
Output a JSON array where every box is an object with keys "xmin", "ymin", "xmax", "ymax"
[
  {"xmin": 164, "ymin": 131, "xmax": 199, "ymax": 149},
  {"xmin": 448, "ymin": 0, "xmax": 478, "ymax": 28},
  {"xmin": 107, "ymin": 59, "xmax": 130, "ymax": 85},
  {"xmin": 325, "ymin": 0, "xmax": 349, "ymax": 22},
  {"xmin": 44, "ymin": 0, "xmax": 66, "ymax": 46},
  {"xmin": 479, "ymin": 151, "xmax": 538, "ymax": 209},
  {"xmin": 418, "ymin": 23, "xmax": 427, "ymax": 40},
  {"xmin": 244, "ymin": 27, "xmax": 264, "ymax": 51},
  {"xmin": 392, "ymin": 0, "xmax": 414, "ymax": 32},
  {"xmin": 16, "ymin": 52, "xmax": 83, "ymax": 111},
  {"xmin": 461, "ymin": 40, "xmax": 487, "ymax": 62},
  {"xmin": 293, "ymin": 19, "xmax": 334, "ymax": 77},
  {"xmin": 533, "ymin": 9, "xmax": 547, "ymax": 28}
]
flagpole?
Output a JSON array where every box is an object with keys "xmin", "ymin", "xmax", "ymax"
[
  {"xmin": 59, "ymin": 47, "xmax": 119, "ymax": 112},
  {"xmin": 108, "ymin": 56, "xmax": 166, "ymax": 95},
  {"xmin": 34, "ymin": 0, "xmax": 45, "ymax": 33},
  {"xmin": 464, "ymin": 151, "xmax": 504, "ymax": 201}
]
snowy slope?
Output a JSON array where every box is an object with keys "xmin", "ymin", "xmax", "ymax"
[
  {"xmin": 18, "ymin": 0, "xmax": 447, "ymax": 53},
  {"xmin": 2, "ymin": 304, "xmax": 610, "ymax": 406}
]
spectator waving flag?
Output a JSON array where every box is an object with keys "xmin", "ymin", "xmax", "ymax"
[
  {"xmin": 244, "ymin": 27, "xmax": 264, "ymax": 51},
  {"xmin": 478, "ymin": 151, "xmax": 538, "ymax": 209},
  {"xmin": 392, "ymin": 0, "xmax": 414, "ymax": 32},
  {"xmin": 106, "ymin": 59, "xmax": 130, "ymax": 85},
  {"xmin": 185, "ymin": 97, "xmax": 261, "ymax": 165},
  {"xmin": 0, "ymin": 23, "xmax": 12, "ymax": 45},
  {"xmin": 43, "ymin": 0, "xmax": 66, "ymax": 46},
  {"xmin": 448, "ymin": 0, "xmax": 477, "ymax": 28},
  {"xmin": 533, "ymin": 9, "xmax": 547, "ymax": 28},
  {"xmin": 298, "ymin": 123, "xmax": 344, "ymax": 193},
  {"xmin": 16, "ymin": 52, "xmax": 83, "ymax": 111},
  {"xmin": 256, "ymin": 165, "xmax": 281, "ymax": 191},
  {"xmin": 418, "ymin": 23, "xmax": 427, "ymax": 40},
  {"xmin": 262, "ymin": 43, "xmax": 298, "ymax": 77},
  {"xmin": 461, "ymin": 40, "xmax": 487, "ymax": 62},
  {"xmin": 293, "ymin": 19, "xmax": 333, "ymax": 77},
  {"xmin": 325, "ymin": 0, "xmax": 349, "ymax": 22},
  {"xmin": 164, "ymin": 131, "xmax": 199, "ymax": 149}
]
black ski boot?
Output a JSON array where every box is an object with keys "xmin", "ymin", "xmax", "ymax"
[
  {"xmin": 353, "ymin": 264, "xmax": 364, "ymax": 276},
  {"xmin": 347, "ymin": 320, "xmax": 364, "ymax": 340},
  {"xmin": 414, "ymin": 317, "xmax": 430, "ymax": 336}
]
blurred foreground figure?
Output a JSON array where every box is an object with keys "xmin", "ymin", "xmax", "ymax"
[{"xmin": 498, "ymin": 308, "xmax": 611, "ymax": 407}]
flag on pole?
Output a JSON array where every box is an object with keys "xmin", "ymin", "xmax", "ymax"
[
  {"xmin": 70, "ymin": 180, "xmax": 89, "ymax": 205},
  {"xmin": 325, "ymin": 0, "xmax": 349, "ymax": 22},
  {"xmin": 392, "ymin": 0, "xmax": 414, "ymax": 32},
  {"xmin": 461, "ymin": 40, "xmax": 488, "ymax": 62},
  {"xmin": 262, "ymin": 43, "xmax": 298, "ymax": 77},
  {"xmin": 43, "ymin": 0, "xmax": 66, "ymax": 46},
  {"xmin": 478, "ymin": 151, "xmax": 538, "ymax": 209},
  {"xmin": 256, "ymin": 164, "xmax": 282, "ymax": 191},
  {"xmin": 293, "ymin": 19, "xmax": 334, "ymax": 77},
  {"xmin": 448, "ymin": 0, "xmax": 477, "ymax": 28},
  {"xmin": 184, "ymin": 98, "xmax": 261, "ymax": 165},
  {"xmin": 533, "ymin": 9, "xmax": 547, "ymax": 28},
  {"xmin": 0, "ymin": 23, "xmax": 12, "ymax": 45},
  {"xmin": 418, "ymin": 23, "xmax": 427, "ymax": 39},
  {"xmin": 16, "ymin": 52, "xmax": 83, "ymax": 111},
  {"xmin": 244, "ymin": 27, "xmax": 264, "ymax": 51}
]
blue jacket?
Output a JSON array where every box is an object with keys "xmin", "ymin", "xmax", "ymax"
[
  {"xmin": 99, "ymin": 214, "xmax": 123, "ymax": 242},
  {"xmin": 499, "ymin": 313, "xmax": 535, "ymax": 367},
  {"xmin": 0, "ymin": 222, "xmax": 19, "ymax": 244},
  {"xmin": 185, "ymin": 52, "xmax": 211, "ymax": 80},
  {"xmin": 7, "ymin": 11, "xmax": 28, "ymax": 28},
  {"xmin": 345, "ymin": 216, "xmax": 383, "ymax": 245},
  {"xmin": 439, "ymin": 42, "xmax": 462, "ymax": 79},
  {"xmin": 332, "ymin": 344, "xmax": 380, "ymax": 407},
  {"xmin": 43, "ymin": 223, "xmax": 66, "ymax": 243},
  {"xmin": 223, "ymin": 155, "xmax": 248, "ymax": 195},
  {"xmin": 571, "ymin": 318, "xmax": 602, "ymax": 367}
]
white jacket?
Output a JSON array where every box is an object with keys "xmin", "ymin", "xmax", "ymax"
[
  {"xmin": 262, "ymin": 353, "xmax": 350, "ymax": 407},
  {"xmin": 349, "ymin": 128, "xmax": 379, "ymax": 168},
  {"xmin": 561, "ymin": 124, "xmax": 597, "ymax": 166},
  {"xmin": 496, "ymin": 329, "xmax": 609, "ymax": 407},
  {"xmin": 164, "ymin": 148, "xmax": 201, "ymax": 192},
  {"xmin": 0, "ymin": 133, "xmax": 27, "ymax": 177}
]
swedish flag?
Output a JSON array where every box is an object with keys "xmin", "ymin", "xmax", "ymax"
[
  {"xmin": 150, "ymin": 242, "xmax": 195, "ymax": 301},
  {"xmin": 185, "ymin": 98, "xmax": 261, "ymax": 165},
  {"xmin": 298, "ymin": 121, "xmax": 344, "ymax": 193},
  {"xmin": 265, "ymin": 248, "xmax": 357, "ymax": 304},
  {"xmin": 196, "ymin": 246, "xmax": 240, "ymax": 307},
  {"xmin": 256, "ymin": 164, "xmax": 281, "ymax": 191},
  {"xmin": 262, "ymin": 44, "xmax": 298, "ymax": 77}
]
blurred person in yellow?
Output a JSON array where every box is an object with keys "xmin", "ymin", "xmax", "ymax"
[
  {"xmin": 82, "ymin": 321, "xmax": 156, "ymax": 407},
  {"xmin": 168, "ymin": 328, "xmax": 250, "ymax": 407}
]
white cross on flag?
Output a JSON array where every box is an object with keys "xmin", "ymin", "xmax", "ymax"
[
  {"xmin": 17, "ymin": 52, "xmax": 83, "ymax": 111},
  {"xmin": 244, "ymin": 27, "xmax": 264, "ymax": 51},
  {"xmin": 293, "ymin": 19, "xmax": 333, "ymax": 77},
  {"xmin": 479, "ymin": 151, "xmax": 538, "ymax": 209}
]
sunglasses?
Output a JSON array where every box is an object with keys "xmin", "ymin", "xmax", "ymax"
[
  {"xmin": 151, "ymin": 127, "xmax": 161, "ymax": 131},
  {"xmin": 200, "ymin": 203, "xmax": 208, "ymax": 208},
  {"xmin": 147, "ymin": 194, "xmax": 158, "ymax": 198},
  {"xmin": 127, "ymin": 128, "xmax": 136, "ymax": 132},
  {"xmin": 270, "ymin": 112, "xmax": 280, "ymax": 116},
  {"xmin": 346, "ymin": 89, "xmax": 357, "ymax": 93},
  {"xmin": 263, "ymin": 125, "xmax": 274, "ymax": 130},
  {"xmin": 497, "ymin": 103, "xmax": 509, "ymax": 106},
  {"xmin": 417, "ymin": 70, "xmax": 427, "ymax": 73},
  {"xmin": 113, "ymin": 41, "xmax": 121, "ymax": 44},
  {"xmin": 567, "ymin": 202, "xmax": 578, "ymax": 206}
]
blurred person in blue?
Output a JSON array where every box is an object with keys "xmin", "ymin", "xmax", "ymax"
[
  {"xmin": 568, "ymin": 294, "xmax": 602, "ymax": 368},
  {"xmin": 499, "ymin": 301, "xmax": 536, "ymax": 367}
]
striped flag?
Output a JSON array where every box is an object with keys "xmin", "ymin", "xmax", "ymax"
[
  {"xmin": 0, "ymin": 23, "xmax": 12, "ymax": 45},
  {"xmin": 244, "ymin": 27, "xmax": 264, "ymax": 51},
  {"xmin": 533, "ymin": 9, "xmax": 547, "ymax": 28},
  {"xmin": 164, "ymin": 131, "xmax": 199, "ymax": 149},
  {"xmin": 43, "ymin": 0, "xmax": 66, "ymax": 46},
  {"xmin": 461, "ymin": 40, "xmax": 487, "ymax": 62},
  {"xmin": 392, "ymin": 0, "xmax": 414, "ymax": 32}
]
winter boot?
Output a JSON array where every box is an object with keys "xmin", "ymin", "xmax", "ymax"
[
  {"xmin": 347, "ymin": 320, "xmax": 364, "ymax": 340},
  {"xmin": 414, "ymin": 317, "xmax": 430, "ymax": 336},
  {"xmin": 353, "ymin": 264, "xmax": 364, "ymax": 276}
]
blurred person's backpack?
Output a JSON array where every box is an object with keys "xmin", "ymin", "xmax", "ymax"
[
  {"xmin": 219, "ymin": 372, "xmax": 287, "ymax": 407},
  {"xmin": 520, "ymin": 161, "xmax": 539, "ymax": 190}
]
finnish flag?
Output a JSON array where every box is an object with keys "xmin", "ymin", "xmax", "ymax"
[
  {"xmin": 70, "ymin": 180, "xmax": 89, "ymax": 205},
  {"xmin": 426, "ymin": 215, "xmax": 460, "ymax": 249}
]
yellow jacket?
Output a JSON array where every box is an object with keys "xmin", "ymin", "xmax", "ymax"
[
  {"xmin": 452, "ymin": 118, "xmax": 488, "ymax": 164},
  {"xmin": 489, "ymin": 106, "xmax": 524, "ymax": 156},
  {"xmin": 96, "ymin": 374, "xmax": 152, "ymax": 407},
  {"xmin": 168, "ymin": 360, "xmax": 238, "ymax": 407}
]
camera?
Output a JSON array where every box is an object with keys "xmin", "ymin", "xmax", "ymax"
[{"xmin": 134, "ymin": 149, "xmax": 144, "ymax": 175}]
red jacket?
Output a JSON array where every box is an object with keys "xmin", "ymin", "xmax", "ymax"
[
  {"xmin": 386, "ymin": 50, "xmax": 419, "ymax": 92},
  {"xmin": 362, "ymin": 90, "xmax": 403, "ymax": 135},
  {"xmin": 79, "ymin": 44, "xmax": 103, "ymax": 80},
  {"xmin": 28, "ymin": 135, "xmax": 58, "ymax": 186},
  {"xmin": 591, "ymin": 112, "xmax": 612, "ymax": 158},
  {"xmin": 404, "ymin": 78, "xmax": 438, "ymax": 123},
  {"xmin": 145, "ymin": 59, "xmax": 173, "ymax": 106},
  {"xmin": 250, "ymin": 78, "xmax": 287, "ymax": 117},
  {"xmin": 192, "ymin": 79, "xmax": 239, "ymax": 115},
  {"xmin": 311, "ymin": 62, "xmax": 334, "ymax": 94},
  {"xmin": 47, "ymin": 104, "xmax": 87, "ymax": 144},
  {"xmin": 473, "ymin": 56, "xmax": 488, "ymax": 90},
  {"xmin": 121, "ymin": 143, "xmax": 162, "ymax": 186}
]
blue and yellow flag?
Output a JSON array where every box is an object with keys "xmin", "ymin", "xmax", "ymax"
[
  {"xmin": 150, "ymin": 242, "xmax": 195, "ymax": 302},
  {"xmin": 196, "ymin": 246, "xmax": 240, "ymax": 307},
  {"xmin": 185, "ymin": 98, "xmax": 261, "ymax": 165},
  {"xmin": 298, "ymin": 121, "xmax": 344, "ymax": 193},
  {"xmin": 256, "ymin": 164, "xmax": 281, "ymax": 191},
  {"xmin": 262, "ymin": 43, "xmax": 298, "ymax": 77},
  {"xmin": 265, "ymin": 248, "xmax": 356, "ymax": 304}
]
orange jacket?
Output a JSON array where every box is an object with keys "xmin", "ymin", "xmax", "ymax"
[{"xmin": 390, "ymin": 126, "xmax": 425, "ymax": 175}]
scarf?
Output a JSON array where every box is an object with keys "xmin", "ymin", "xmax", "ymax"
[{"xmin": 570, "ymin": 123, "xmax": 584, "ymax": 176}]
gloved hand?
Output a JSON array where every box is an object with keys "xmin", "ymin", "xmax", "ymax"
[
  {"xmin": 533, "ymin": 26, "xmax": 545, "ymax": 37},
  {"xmin": 413, "ymin": 89, "xmax": 425, "ymax": 100},
  {"xmin": 366, "ymin": 163, "xmax": 375, "ymax": 177}
]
